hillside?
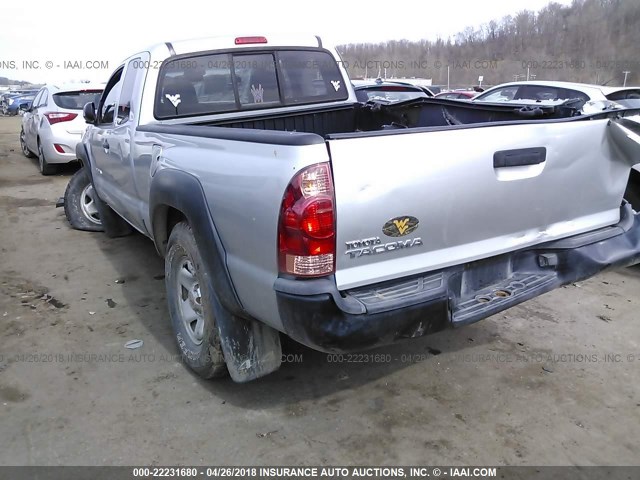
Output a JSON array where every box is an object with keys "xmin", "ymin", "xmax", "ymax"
[
  {"xmin": 337, "ymin": 0, "xmax": 640, "ymax": 88},
  {"xmin": 0, "ymin": 77, "xmax": 31, "ymax": 86}
]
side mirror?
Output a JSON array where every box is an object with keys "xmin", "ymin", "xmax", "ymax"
[
  {"xmin": 19, "ymin": 102, "xmax": 31, "ymax": 112},
  {"xmin": 83, "ymin": 102, "xmax": 97, "ymax": 124}
]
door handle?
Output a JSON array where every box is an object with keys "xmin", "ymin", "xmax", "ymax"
[
  {"xmin": 493, "ymin": 147, "xmax": 546, "ymax": 168},
  {"xmin": 102, "ymin": 140, "xmax": 110, "ymax": 152}
]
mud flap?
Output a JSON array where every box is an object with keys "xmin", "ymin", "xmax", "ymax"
[{"xmin": 210, "ymin": 292, "xmax": 282, "ymax": 382}]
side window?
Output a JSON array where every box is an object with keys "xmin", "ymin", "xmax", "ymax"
[
  {"xmin": 116, "ymin": 58, "xmax": 141, "ymax": 125},
  {"xmin": 517, "ymin": 85, "xmax": 560, "ymax": 101},
  {"xmin": 99, "ymin": 70, "xmax": 123, "ymax": 125},
  {"xmin": 479, "ymin": 86, "xmax": 518, "ymax": 102},
  {"xmin": 607, "ymin": 89, "xmax": 640, "ymax": 100},
  {"xmin": 560, "ymin": 88, "xmax": 589, "ymax": 102},
  {"xmin": 32, "ymin": 90, "xmax": 43, "ymax": 108},
  {"xmin": 36, "ymin": 89, "xmax": 48, "ymax": 108}
]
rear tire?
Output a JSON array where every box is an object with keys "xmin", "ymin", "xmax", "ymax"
[
  {"xmin": 20, "ymin": 128, "xmax": 35, "ymax": 158},
  {"xmin": 38, "ymin": 140, "xmax": 57, "ymax": 175},
  {"xmin": 64, "ymin": 168, "xmax": 104, "ymax": 232},
  {"xmin": 166, "ymin": 221, "xmax": 228, "ymax": 379}
]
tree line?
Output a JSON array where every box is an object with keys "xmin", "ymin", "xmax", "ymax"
[
  {"xmin": 0, "ymin": 77, "xmax": 30, "ymax": 86},
  {"xmin": 337, "ymin": 0, "xmax": 640, "ymax": 88}
]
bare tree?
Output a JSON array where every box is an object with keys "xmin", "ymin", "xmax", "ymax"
[{"xmin": 337, "ymin": 0, "xmax": 639, "ymax": 88}]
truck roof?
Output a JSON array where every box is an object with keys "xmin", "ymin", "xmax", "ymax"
[{"xmin": 148, "ymin": 34, "xmax": 324, "ymax": 57}]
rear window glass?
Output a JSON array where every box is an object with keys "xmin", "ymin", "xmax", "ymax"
[
  {"xmin": 155, "ymin": 49, "xmax": 347, "ymax": 119},
  {"xmin": 277, "ymin": 50, "xmax": 347, "ymax": 103},
  {"xmin": 516, "ymin": 85, "xmax": 589, "ymax": 103},
  {"xmin": 355, "ymin": 86, "xmax": 426, "ymax": 103},
  {"xmin": 53, "ymin": 90, "xmax": 103, "ymax": 110},
  {"xmin": 606, "ymin": 89, "xmax": 640, "ymax": 100},
  {"xmin": 477, "ymin": 86, "xmax": 519, "ymax": 102},
  {"xmin": 235, "ymin": 53, "xmax": 281, "ymax": 107},
  {"xmin": 477, "ymin": 85, "xmax": 589, "ymax": 105}
]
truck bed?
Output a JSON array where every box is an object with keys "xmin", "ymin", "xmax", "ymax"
[{"xmin": 194, "ymin": 98, "xmax": 581, "ymax": 138}]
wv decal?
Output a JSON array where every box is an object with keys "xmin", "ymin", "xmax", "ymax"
[{"xmin": 382, "ymin": 216, "xmax": 420, "ymax": 237}]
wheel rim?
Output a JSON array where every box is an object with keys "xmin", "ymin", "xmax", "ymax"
[
  {"xmin": 80, "ymin": 184, "xmax": 101, "ymax": 225},
  {"xmin": 174, "ymin": 258, "xmax": 205, "ymax": 345},
  {"xmin": 20, "ymin": 130, "xmax": 29, "ymax": 156}
]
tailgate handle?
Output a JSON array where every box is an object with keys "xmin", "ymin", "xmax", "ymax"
[{"xmin": 493, "ymin": 147, "xmax": 546, "ymax": 168}]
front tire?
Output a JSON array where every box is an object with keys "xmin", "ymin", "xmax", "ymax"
[
  {"xmin": 20, "ymin": 128, "xmax": 35, "ymax": 158},
  {"xmin": 63, "ymin": 168, "xmax": 104, "ymax": 232},
  {"xmin": 166, "ymin": 221, "xmax": 228, "ymax": 379},
  {"xmin": 38, "ymin": 140, "xmax": 57, "ymax": 175}
]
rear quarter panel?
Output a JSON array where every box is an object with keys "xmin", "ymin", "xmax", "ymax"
[{"xmin": 152, "ymin": 134, "xmax": 330, "ymax": 330}]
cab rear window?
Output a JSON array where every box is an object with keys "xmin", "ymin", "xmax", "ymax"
[
  {"xmin": 155, "ymin": 49, "xmax": 348, "ymax": 119},
  {"xmin": 53, "ymin": 90, "xmax": 103, "ymax": 110}
]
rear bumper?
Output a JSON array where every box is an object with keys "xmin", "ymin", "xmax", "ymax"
[
  {"xmin": 275, "ymin": 204, "xmax": 640, "ymax": 353},
  {"xmin": 41, "ymin": 127, "xmax": 83, "ymax": 164}
]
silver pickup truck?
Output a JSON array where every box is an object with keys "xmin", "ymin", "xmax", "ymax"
[{"xmin": 70, "ymin": 34, "xmax": 640, "ymax": 382}]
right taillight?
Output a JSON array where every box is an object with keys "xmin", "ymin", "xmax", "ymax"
[
  {"xmin": 278, "ymin": 163, "xmax": 335, "ymax": 277},
  {"xmin": 44, "ymin": 112, "xmax": 78, "ymax": 125}
]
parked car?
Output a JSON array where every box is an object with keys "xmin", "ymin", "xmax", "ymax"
[
  {"xmin": 434, "ymin": 90, "xmax": 478, "ymax": 100},
  {"xmin": 392, "ymin": 81, "xmax": 435, "ymax": 97},
  {"xmin": 64, "ymin": 34, "xmax": 640, "ymax": 383},
  {"xmin": 473, "ymin": 80, "xmax": 640, "ymax": 112},
  {"xmin": 17, "ymin": 98, "xmax": 33, "ymax": 115},
  {"xmin": 20, "ymin": 84, "xmax": 103, "ymax": 174},
  {"xmin": 1, "ymin": 88, "xmax": 38, "ymax": 106},
  {"xmin": 1, "ymin": 91, "xmax": 37, "ymax": 115},
  {"xmin": 353, "ymin": 79, "xmax": 431, "ymax": 103}
]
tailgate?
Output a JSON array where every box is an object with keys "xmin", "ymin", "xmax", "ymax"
[{"xmin": 328, "ymin": 118, "xmax": 634, "ymax": 290}]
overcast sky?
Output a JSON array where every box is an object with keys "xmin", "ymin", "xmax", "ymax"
[{"xmin": 0, "ymin": 0, "xmax": 574, "ymax": 84}]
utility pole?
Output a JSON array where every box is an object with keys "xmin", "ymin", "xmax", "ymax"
[
  {"xmin": 447, "ymin": 65, "xmax": 450, "ymax": 91},
  {"xmin": 527, "ymin": 66, "xmax": 530, "ymax": 81},
  {"xmin": 623, "ymin": 71, "xmax": 631, "ymax": 87}
]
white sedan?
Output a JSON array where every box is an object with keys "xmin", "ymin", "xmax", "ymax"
[
  {"xmin": 20, "ymin": 83, "xmax": 103, "ymax": 175},
  {"xmin": 473, "ymin": 80, "xmax": 640, "ymax": 113}
]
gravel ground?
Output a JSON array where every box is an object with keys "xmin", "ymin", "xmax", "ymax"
[{"xmin": 1, "ymin": 115, "xmax": 639, "ymax": 466}]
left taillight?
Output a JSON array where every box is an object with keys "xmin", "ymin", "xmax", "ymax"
[
  {"xmin": 44, "ymin": 112, "xmax": 77, "ymax": 125},
  {"xmin": 278, "ymin": 163, "xmax": 336, "ymax": 277}
]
